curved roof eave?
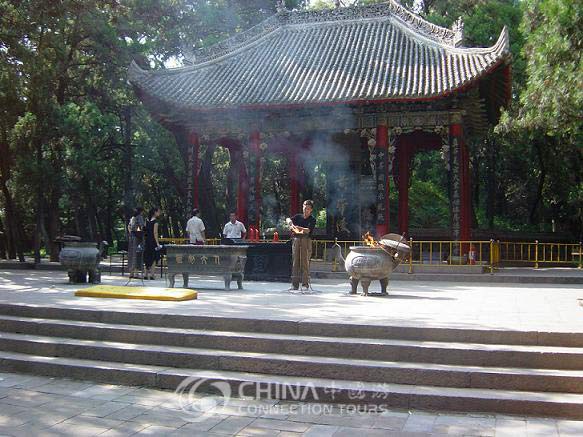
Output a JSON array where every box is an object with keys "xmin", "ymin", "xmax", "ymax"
[{"xmin": 128, "ymin": 7, "xmax": 511, "ymax": 113}]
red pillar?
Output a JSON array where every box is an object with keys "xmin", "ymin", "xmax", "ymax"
[
  {"xmin": 451, "ymin": 123, "xmax": 471, "ymax": 247},
  {"xmin": 450, "ymin": 123, "xmax": 472, "ymax": 250},
  {"xmin": 289, "ymin": 154, "xmax": 299, "ymax": 215},
  {"xmin": 375, "ymin": 124, "xmax": 390, "ymax": 237},
  {"xmin": 397, "ymin": 138, "xmax": 410, "ymax": 237},
  {"xmin": 250, "ymin": 131, "xmax": 262, "ymax": 228},
  {"xmin": 237, "ymin": 158, "xmax": 248, "ymax": 225},
  {"xmin": 188, "ymin": 132, "xmax": 200, "ymax": 209},
  {"xmin": 462, "ymin": 142, "xmax": 471, "ymax": 243}
]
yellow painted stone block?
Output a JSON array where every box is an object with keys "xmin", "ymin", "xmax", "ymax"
[{"xmin": 75, "ymin": 285, "xmax": 197, "ymax": 301}]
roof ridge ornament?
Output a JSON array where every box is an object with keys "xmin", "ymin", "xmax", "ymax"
[
  {"xmin": 276, "ymin": 0, "xmax": 286, "ymax": 13},
  {"xmin": 131, "ymin": 2, "xmax": 510, "ymax": 77},
  {"xmin": 452, "ymin": 16, "xmax": 464, "ymax": 47},
  {"xmin": 187, "ymin": 1, "xmax": 466, "ymax": 65}
]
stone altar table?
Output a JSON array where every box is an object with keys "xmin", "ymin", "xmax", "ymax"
[{"xmin": 165, "ymin": 244, "xmax": 248, "ymax": 290}]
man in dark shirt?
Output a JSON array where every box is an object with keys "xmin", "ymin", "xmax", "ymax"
[{"xmin": 289, "ymin": 200, "xmax": 316, "ymax": 290}]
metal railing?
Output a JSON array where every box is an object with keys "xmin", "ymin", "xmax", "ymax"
[
  {"xmin": 497, "ymin": 241, "xmax": 582, "ymax": 268},
  {"xmin": 156, "ymin": 237, "xmax": 582, "ymax": 272},
  {"xmin": 312, "ymin": 240, "xmax": 352, "ymax": 261},
  {"xmin": 408, "ymin": 239, "xmax": 491, "ymax": 267},
  {"xmin": 313, "ymin": 239, "xmax": 583, "ymax": 269},
  {"xmin": 159, "ymin": 237, "xmax": 220, "ymax": 245},
  {"xmin": 312, "ymin": 239, "xmax": 496, "ymax": 272}
]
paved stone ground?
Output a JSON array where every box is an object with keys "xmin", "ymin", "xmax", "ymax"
[
  {"xmin": 0, "ymin": 371, "xmax": 582, "ymax": 436},
  {"xmin": 1, "ymin": 269, "xmax": 583, "ymax": 332},
  {"xmin": 1, "ymin": 270, "xmax": 583, "ymax": 434}
]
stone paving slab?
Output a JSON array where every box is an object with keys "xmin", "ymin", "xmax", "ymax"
[
  {"xmin": 0, "ymin": 372, "xmax": 581, "ymax": 436},
  {"xmin": 1, "ymin": 269, "xmax": 583, "ymax": 332}
]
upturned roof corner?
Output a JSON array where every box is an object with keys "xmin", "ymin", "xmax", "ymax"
[{"xmin": 128, "ymin": 1, "xmax": 511, "ymax": 112}]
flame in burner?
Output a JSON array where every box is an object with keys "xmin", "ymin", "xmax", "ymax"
[{"xmin": 362, "ymin": 232, "xmax": 378, "ymax": 247}]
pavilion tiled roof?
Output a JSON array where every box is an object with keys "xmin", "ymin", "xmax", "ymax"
[{"xmin": 129, "ymin": 1, "xmax": 510, "ymax": 111}]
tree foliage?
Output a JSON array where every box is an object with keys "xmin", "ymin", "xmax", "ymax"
[
  {"xmin": 495, "ymin": 0, "xmax": 582, "ymax": 236},
  {"xmin": 0, "ymin": 0, "xmax": 580, "ymax": 261},
  {"xmin": 513, "ymin": 0, "xmax": 582, "ymax": 139}
]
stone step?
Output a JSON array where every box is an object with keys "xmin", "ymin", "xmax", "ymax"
[
  {"xmin": 1, "ymin": 332, "xmax": 582, "ymax": 394},
  {"xmin": 1, "ymin": 350, "xmax": 583, "ymax": 418},
  {"xmin": 1, "ymin": 315, "xmax": 582, "ymax": 370},
  {"xmin": 1, "ymin": 303, "xmax": 581, "ymax": 346}
]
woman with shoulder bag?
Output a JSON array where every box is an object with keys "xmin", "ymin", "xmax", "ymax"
[
  {"xmin": 128, "ymin": 206, "xmax": 145, "ymax": 278},
  {"xmin": 144, "ymin": 207, "xmax": 162, "ymax": 280}
]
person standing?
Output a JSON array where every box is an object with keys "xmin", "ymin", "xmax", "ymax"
[
  {"xmin": 144, "ymin": 207, "xmax": 161, "ymax": 279},
  {"xmin": 186, "ymin": 208, "xmax": 206, "ymax": 245},
  {"xmin": 288, "ymin": 200, "xmax": 316, "ymax": 290},
  {"xmin": 127, "ymin": 206, "xmax": 145, "ymax": 278},
  {"xmin": 223, "ymin": 212, "xmax": 246, "ymax": 239}
]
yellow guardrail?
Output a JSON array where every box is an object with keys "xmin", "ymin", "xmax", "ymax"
[
  {"xmin": 497, "ymin": 241, "xmax": 582, "ymax": 268},
  {"xmin": 312, "ymin": 239, "xmax": 494, "ymax": 271},
  {"xmin": 491, "ymin": 240, "xmax": 501, "ymax": 272},
  {"xmin": 159, "ymin": 237, "xmax": 220, "ymax": 245},
  {"xmin": 312, "ymin": 240, "xmax": 354, "ymax": 261},
  {"xmin": 158, "ymin": 237, "xmax": 582, "ymax": 271}
]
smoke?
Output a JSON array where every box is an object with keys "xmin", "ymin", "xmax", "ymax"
[{"xmin": 294, "ymin": 129, "xmax": 368, "ymax": 237}]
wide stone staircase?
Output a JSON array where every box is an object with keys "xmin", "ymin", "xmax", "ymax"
[{"xmin": 0, "ymin": 303, "xmax": 582, "ymax": 418}]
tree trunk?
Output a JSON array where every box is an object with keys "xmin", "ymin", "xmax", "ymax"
[
  {"xmin": 172, "ymin": 129, "xmax": 190, "ymax": 171},
  {"xmin": 485, "ymin": 135, "xmax": 497, "ymax": 229},
  {"xmin": 0, "ymin": 136, "xmax": 25, "ymax": 260},
  {"xmin": 300, "ymin": 164, "xmax": 314, "ymax": 202},
  {"xmin": 167, "ymin": 195, "xmax": 185, "ymax": 236},
  {"xmin": 472, "ymin": 155, "xmax": 479, "ymax": 208},
  {"xmin": 47, "ymin": 211, "xmax": 60, "ymax": 261},
  {"xmin": 122, "ymin": 107, "xmax": 133, "ymax": 224},
  {"xmin": 47, "ymin": 190, "xmax": 61, "ymax": 261},
  {"xmin": 0, "ymin": 182, "xmax": 17, "ymax": 259},
  {"xmin": 83, "ymin": 179, "xmax": 100, "ymax": 242},
  {"xmin": 170, "ymin": 128, "xmax": 191, "ymax": 224},
  {"xmin": 0, "ymin": 215, "xmax": 7, "ymax": 259},
  {"xmin": 529, "ymin": 139, "xmax": 546, "ymax": 225},
  {"xmin": 104, "ymin": 181, "xmax": 114, "ymax": 244},
  {"xmin": 34, "ymin": 138, "xmax": 44, "ymax": 264},
  {"xmin": 89, "ymin": 208, "xmax": 99, "ymax": 241},
  {"xmin": 15, "ymin": 224, "xmax": 25, "ymax": 262},
  {"xmin": 74, "ymin": 209, "xmax": 82, "ymax": 237},
  {"xmin": 170, "ymin": 202, "xmax": 183, "ymax": 237},
  {"xmin": 273, "ymin": 178, "xmax": 282, "ymax": 220},
  {"xmin": 226, "ymin": 150, "xmax": 239, "ymax": 214},
  {"xmin": 199, "ymin": 144, "xmax": 219, "ymax": 238},
  {"xmin": 95, "ymin": 210, "xmax": 106, "ymax": 244}
]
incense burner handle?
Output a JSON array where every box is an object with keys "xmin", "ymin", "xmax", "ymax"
[{"xmin": 330, "ymin": 243, "xmax": 345, "ymax": 265}]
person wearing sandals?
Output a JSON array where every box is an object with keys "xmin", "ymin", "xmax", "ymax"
[
  {"xmin": 144, "ymin": 207, "xmax": 162, "ymax": 280},
  {"xmin": 288, "ymin": 200, "xmax": 316, "ymax": 291}
]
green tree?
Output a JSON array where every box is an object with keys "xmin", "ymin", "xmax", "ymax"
[
  {"xmin": 0, "ymin": 0, "xmax": 312, "ymax": 260},
  {"xmin": 514, "ymin": 0, "xmax": 582, "ymax": 140},
  {"xmin": 498, "ymin": 0, "xmax": 582, "ymax": 235},
  {"xmin": 0, "ymin": 0, "xmax": 201, "ymax": 259}
]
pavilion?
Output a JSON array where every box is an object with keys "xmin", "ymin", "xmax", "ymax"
[{"xmin": 129, "ymin": 0, "xmax": 511, "ymax": 243}]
